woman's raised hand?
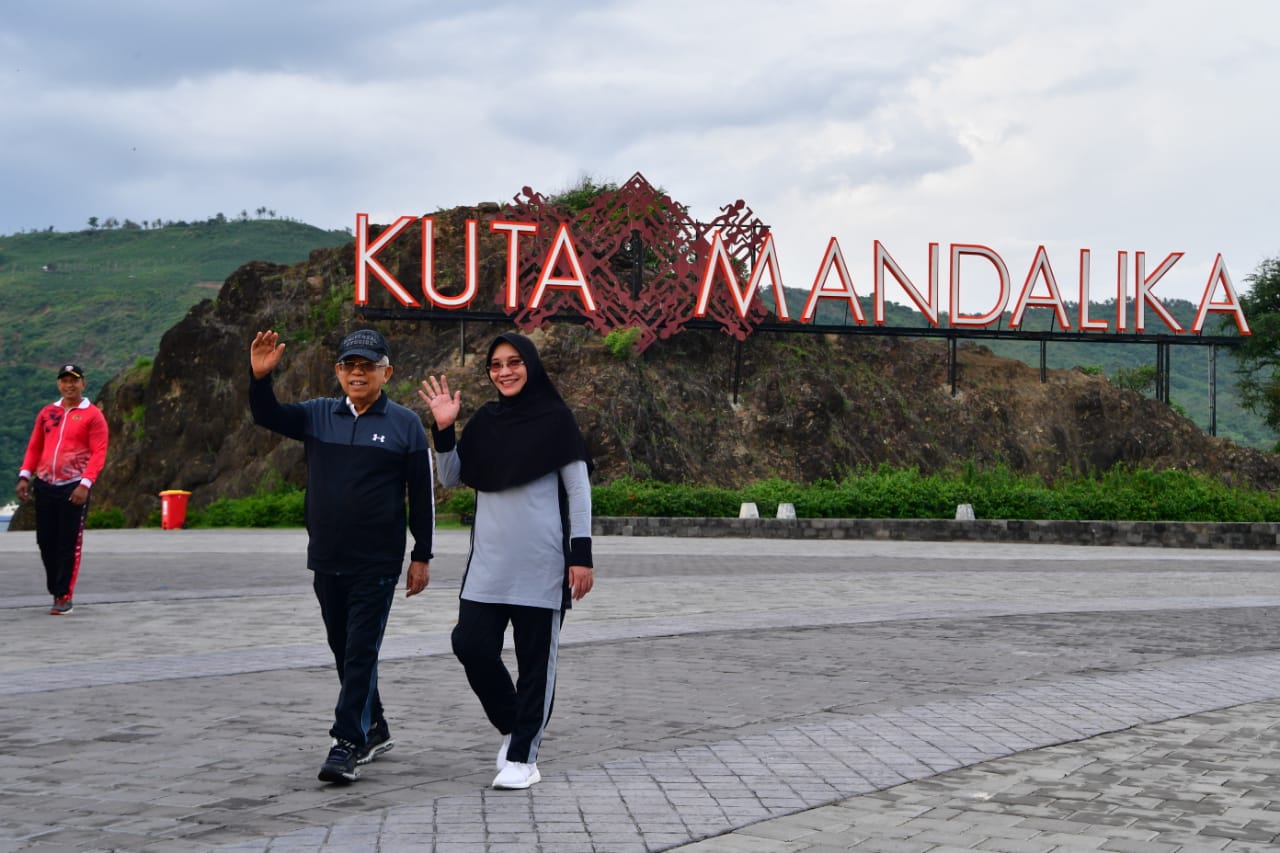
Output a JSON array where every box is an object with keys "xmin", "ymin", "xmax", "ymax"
[{"xmin": 418, "ymin": 375, "xmax": 461, "ymax": 429}]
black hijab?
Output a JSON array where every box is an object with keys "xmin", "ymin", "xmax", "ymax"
[{"xmin": 457, "ymin": 332, "xmax": 592, "ymax": 492}]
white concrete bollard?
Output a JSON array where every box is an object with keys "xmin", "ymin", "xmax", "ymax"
[
  {"xmin": 738, "ymin": 502, "xmax": 760, "ymax": 519},
  {"xmin": 776, "ymin": 502, "xmax": 797, "ymax": 520},
  {"xmin": 955, "ymin": 503, "xmax": 976, "ymax": 521}
]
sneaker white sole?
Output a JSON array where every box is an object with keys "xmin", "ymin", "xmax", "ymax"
[
  {"xmin": 356, "ymin": 739, "xmax": 394, "ymax": 765},
  {"xmin": 492, "ymin": 766, "xmax": 540, "ymax": 789},
  {"xmin": 318, "ymin": 765, "xmax": 359, "ymax": 783}
]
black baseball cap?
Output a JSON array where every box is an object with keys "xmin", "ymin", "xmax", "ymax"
[
  {"xmin": 58, "ymin": 364, "xmax": 85, "ymax": 379},
  {"xmin": 336, "ymin": 329, "xmax": 390, "ymax": 363}
]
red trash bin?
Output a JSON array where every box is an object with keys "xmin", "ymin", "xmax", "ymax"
[{"xmin": 159, "ymin": 490, "xmax": 192, "ymax": 530}]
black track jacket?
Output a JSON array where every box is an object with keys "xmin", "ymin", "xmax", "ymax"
[{"xmin": 250, "ymin": 374, "xmax": 434, "ymax": 575}]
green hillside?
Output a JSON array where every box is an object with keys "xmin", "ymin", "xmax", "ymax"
[
  {"xmin": 0, "ymin": 219, "xmax": 352, "ymax": 479},
  {"xmin": 981, "ymin": 333, "xmax": 1267, "ymax": 449},
  {"xmin": 794, "ymin": 292, "xmax": 1276, "ymax": 451}
]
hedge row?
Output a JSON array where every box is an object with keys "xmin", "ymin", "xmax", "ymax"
[{"xmin": 88, "ymin": 465, "xmax": 1280, "ymax": 529}]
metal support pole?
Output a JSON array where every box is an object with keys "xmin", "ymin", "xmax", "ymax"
[
  {"xmin": 1208, "ymin": 344, "xmax": 1217, "ymax": 436},
  {"xmin": 949, "ymin": 337, "xmax": 958, "ymax": 396},
  {"xmin": 1039, "ymin": 340, "xmax": 1047, "ymax": 383},
  {"xmin": 1161, "ymin": 343, "xmax": 1172, "ymax": 403},
  {"xmin": 1154, "ymin": 342, "xmax": 1165, "ymax": 403}
]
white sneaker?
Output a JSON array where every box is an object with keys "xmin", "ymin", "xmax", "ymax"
[
  {"xmin": 496, "ymin": 733, "xmax": 511, "ymax": 770},
  {"xmin": 492, "ymin": 761, "xmax": 540, "ymax": 789}
]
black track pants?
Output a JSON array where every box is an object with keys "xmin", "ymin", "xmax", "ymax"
[
  {"xmin": 33, "ymin": 479, "xmax": 89, "ymax": 599},
  {"xmin": 452, "ymin": 599, "xmax": 563, "ymax": 764}
]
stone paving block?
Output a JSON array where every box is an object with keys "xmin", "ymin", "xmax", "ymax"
[
  {"xmin": 960, "ymin": 839, "xmax": 1055, "ymax": 853},
  {"xmin": 1096, "ymin": 839, "xmax": 1180, "ymax": 853},
  {"xmin": 1221, "ymin": 806, "xmax": 1280, "ymax": 824},
  {"xmin": 904, "ymin": 832, "xmax": 991, "ymax": 850},
  {"xmin": 674, "ymin": 835, "xmax": 790, "ymax": 852},
  {"xmin": 960, "ymin": 820, "xmax": 1042, "ymax": 842},
  {"xmin": 1062, "ymin": 824, "xmax": 1161, "ymax": 843},
  {"xmin": 783, "ymin": 844, "xmax": 864, "ymax": 853},
  {"xmin": 1198, "ymin": 822, "xmax": 1279, "ymax": 842},
  {"xmin": 1217, "ymin": 843, "xmax": 1278, "ymax": 853},
  {"xmin": 1027, "ymin": 830, "xmax": 1111, "ymax": 849},
  {"xmin": 1063, "ymin": 810, "xmax": 1138, "ymax": 828},
  {"xmin": 737, "ymin": 821, "xmax": 823, "ymax": 843},
  {"xmin": 843, "ymin": 838, "xmax": 935, "ymax": 852}
]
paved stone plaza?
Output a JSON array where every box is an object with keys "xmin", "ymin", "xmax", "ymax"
[{"xmin": 3, "ymin": 528, "xmax": 1280, "ymax": 852}]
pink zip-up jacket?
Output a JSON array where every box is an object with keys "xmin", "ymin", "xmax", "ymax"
[{"xmin": 20, "ymin": 398, "xmax": 110, "ymax": 487}]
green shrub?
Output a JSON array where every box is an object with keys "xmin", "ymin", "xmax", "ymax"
[
  {"xmin": 603, "ymin": 327, "xmax": 642, "ymax": 360},
  {"xmin": 739, "ymin": 477, "xmax": 804, "ymax": 518},
  {"xmin": 591, "ymin": 466, "xmax": 1280, "ymax": 523},
  {"xmin": 443, "ymin": 490, "xmax": 475, "ymax": 516},
  {"xmin": 551, "ymin": 175, "xmax": 619, "ymax": 212},
  {"xmin": 124, "ymin": 404, "xmax": 146, "ymax": 439},
  {"xmin": 130, "ymin": 465, "xmax": 1280, "ymax": 528},
  {"xmin": 1112, "ymin": 365, "xmax": 1157, "ymax": 394},
  {"xmin": 126, "ymin": 357, "xmax": 153, "ymax": 380},
  {"xmin": 188, "ymin": 488, "xmax": 305, "ymax": 528},
  {"xmin": 593, "ymin": 477, "xmax": 736, "ymax": 517},
  {"xmin": 86, "ymin": 506, "xmax": 126, "ymax": 529}
]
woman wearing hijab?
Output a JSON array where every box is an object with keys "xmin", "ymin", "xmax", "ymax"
[{"xmin": 420, "ymin": 332, "xmax": 594, "ymax": 789}]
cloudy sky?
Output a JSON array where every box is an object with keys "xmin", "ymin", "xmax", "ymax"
[{"xmin": 3, "ymin": 0, "xmax": 1277, "ymax": 311}]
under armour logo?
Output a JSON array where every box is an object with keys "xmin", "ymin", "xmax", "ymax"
[{"xmin": 371, "ymin": 433, "xmax": 386, "ymax": 443}]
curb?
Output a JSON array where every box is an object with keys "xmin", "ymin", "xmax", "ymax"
[{"xmin": 593, "ymin": 516, "xmax": 1280, "ymax": 549}]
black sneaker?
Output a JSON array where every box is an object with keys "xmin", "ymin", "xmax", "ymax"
[
  {"xmin": 49, "ymin": 596, "xmax": 73, "ymax": 615},
  {"xmin": 318, "ymin": 738, "xmax": 359, "ymax": 784},
  {"xmin": 357, "ymin": 720, "xmax": 394, "ymax": 765}
]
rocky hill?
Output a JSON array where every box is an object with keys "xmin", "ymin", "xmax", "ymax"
[{"xmin": 15, "ymin": 203, "xmax": 1280, "ymax": 528}]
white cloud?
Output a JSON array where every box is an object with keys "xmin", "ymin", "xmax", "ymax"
[{"xmin": 2, "ymin": 0, "xmax": 1277, "ymax": 307}]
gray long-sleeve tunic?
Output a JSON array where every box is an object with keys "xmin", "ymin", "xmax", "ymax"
[{"xmin": 435, "ymin": 432, "xmax": 591, "ymax": 610}]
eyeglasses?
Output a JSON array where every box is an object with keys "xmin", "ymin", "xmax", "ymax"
[
  {"xmin": 488, "ymin": 358, "xmax": 526, "ymax": 372},
  {"xmin": 336, "ymin": 359, "xmax": 387, "ymax": 373}
]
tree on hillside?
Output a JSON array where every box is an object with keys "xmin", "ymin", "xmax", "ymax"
[
  {"xmin": 1230, "ymin": 257, "xmax": 1280, "ymax": 446},
  {"xmin": 1112, "ymin": 365, "xmax": 1157, "ymax": 395}
]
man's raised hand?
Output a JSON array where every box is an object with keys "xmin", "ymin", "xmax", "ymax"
[{"xmin": 251, "ymin": 330, "xmax": 286, "ymax": 379}]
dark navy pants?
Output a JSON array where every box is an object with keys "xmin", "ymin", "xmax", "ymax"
[
  {"xmin": 312, "ymin": 571, "xmax": 397, "ymax": 747},
  {"xmin": 32, "ymin": 479, "xmax": 89, "ymax": 599}
]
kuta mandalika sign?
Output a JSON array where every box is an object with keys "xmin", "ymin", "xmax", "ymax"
[{"xmin": 354, "ymin": 173, "xmax": 1251, "ymax": 353}]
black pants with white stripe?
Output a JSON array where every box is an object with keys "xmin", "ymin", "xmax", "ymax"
[
  {"xmin": 33, "ymin": 479, "xmax": 89, "ymax": 599},
  {"xmin": 452, "ymin": 599, "xmax": 564, "ymax": 765}
]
